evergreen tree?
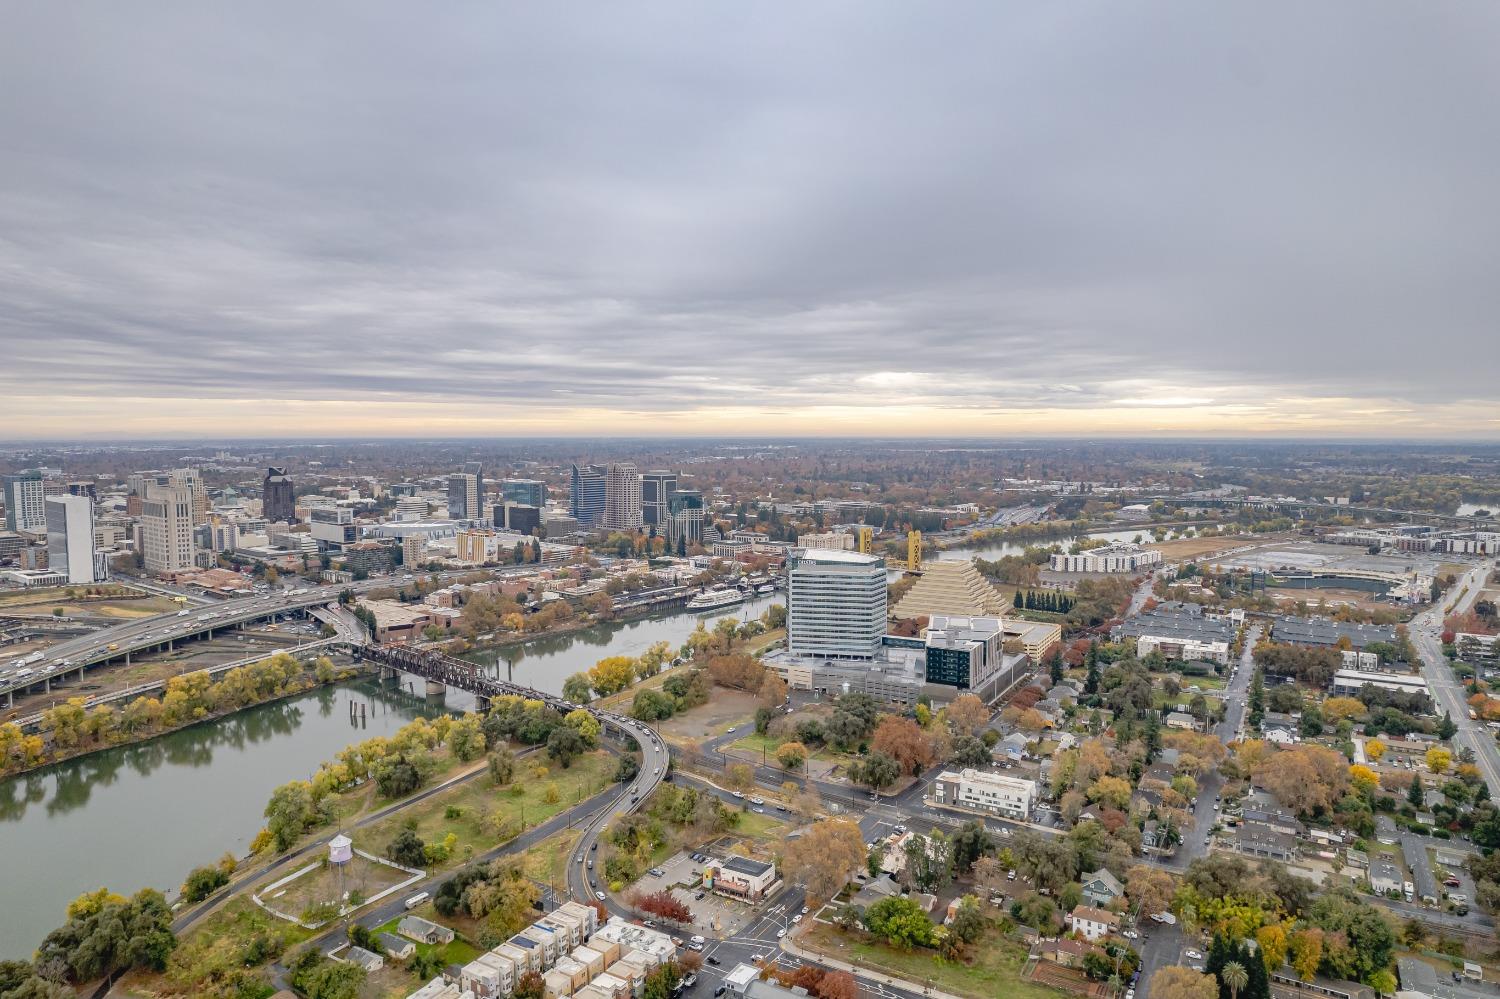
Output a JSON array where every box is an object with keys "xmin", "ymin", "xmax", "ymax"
[
  {"xmin": 1437, "ymin": 712, "xmax": 1458, "ymax": 740},
  {"xmin": 1408, "ymin": 773, "xmax": 1425, "ymax": 808},
  {"xmin": 1014, "ymin": 590, "xmax": 1024, "ymax": 609},
  {"xmin": 513, "ymin": 541, "xmax": 525, "ymax": 564},
  {"xmin": 1049, "ymin": 651, "xmax": 1064, "ymax": 687}
]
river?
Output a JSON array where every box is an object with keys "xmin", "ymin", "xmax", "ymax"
[{"xmin": 0, "ymin": 592, "xmax": 783, "ymax": 958}]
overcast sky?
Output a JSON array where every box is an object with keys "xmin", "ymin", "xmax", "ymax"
[{"xmin": 2, "ymin": 2, "xmax": 1497, "ymax": 439}]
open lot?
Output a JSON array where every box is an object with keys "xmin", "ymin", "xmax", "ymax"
[
  {"xmin": 256, "ymin": 853, "xmax": 412, "ymax": 924},
  {"xmin": 633, "ymin": 850, "xmax": 760, "ymax": 939},
  {"xmin": 1150, "ymin": 535, "xmax": 1260, "ymax": 561},
  {"xmin": 657, "ymin": 689, "xmax": 758, "ymax": 745}
]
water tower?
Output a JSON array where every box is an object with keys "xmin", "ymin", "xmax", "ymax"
[{"xmin": 329, "ymin": 833, "xmax": 353, "ymax": 903}]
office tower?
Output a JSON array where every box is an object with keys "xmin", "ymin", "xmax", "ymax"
[
  {"xmin": 169, "ymin": 467, "xmax": 209, "ymax": 525},
  {"xmin": 570, "ymin": 464, "xmax": 606, "ymax": 528},
  {"xmin": 603, "ymin": 462, "xmax": 642, "ymax": 531},
  {"xmin": 141, "ymin": 485, "xmax": 196, "ymax": 574},
  {"xmin": 263, "ymin": 467, "xmax": 297, "ymax": 523},
  {"xmin": 65, "ymin": 481, "xmax": 97, "ymax": 501},
  {"xmin": 640, "ymin": 471, "xmax": 677, "ymax": 528},
  {"xmin": 395, "ymin": 497, "xmax": 429, "ymax": 521},
  {"xmin": 492, "ymin": 503, "xmax": 541, "ymax": 536},
  {"xmin": 45, "ymin": 494, "xmax": 101, "ymax": 584},
  {"xmin": 785, "ymin": 549, "xmax": 887, "ymax": 661},
  {"xmin": 448, "ymin": 472, "xmax": 480, "ymax": 520},
  {"xmin": 310, "ymin": 507, "xmax": 357, "ymax": 547},
  {"xmin": 501, "ymin": 478, "xmax": 547, "ymax": 508},
  {"xmin": 2, "ymin": 472, "xmax": 46, "ymax": 533},
  {"xmin": 667, "ymin": 490, "xmax": 704, "ymax": 549}
]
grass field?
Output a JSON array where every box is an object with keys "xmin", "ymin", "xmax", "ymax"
[
  {"xmin": 1150, "ymin": 536, "xmax": 1255, "ymax": 561},
  {"xmin": 355, "ymin": 750, "xmax": 615, "ymax": 873},
  {"xmin": 801, "ymin": 921, "xmax": 1064, "ymax": 999}
]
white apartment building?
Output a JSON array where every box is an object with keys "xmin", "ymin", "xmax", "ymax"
[
  {"xmin": 933, "ymin": 768, "xmax": 1036, "ymax": 819},
  {"xmin": 44, "ymin": 494, "xmax": 102, "ymax": 584},
  {"xmin": 603, "ymin": 463, "xmax": 642, "ymax": 531},
  {"xmin": 795, "ymin": 531, "xmax": 854, "ymax": 551},
  {"xmin": 168, "ymin": 467, "xmax": 209, "ymax": 525},
  {"xmin": 1049, "ymin": 542, "xmax": 1163, "ymax": 574},
  {"xmin": 395, "ymin": 497, "xmax": 429, "ymax": 521},
  {"xmin": 141, "ymin": 484, "xmax": 196, "ymax": 574},
  {"xmin": 3, "ymin": 472, "xmax": 46, "ymax": 533},
  {"xmin": 785, "ymin": 548, "xmax": 887, "ymax": 660},
  {"xmin": 1136, "ymin": 634, "xmax": 1230, "ymax": 665}
]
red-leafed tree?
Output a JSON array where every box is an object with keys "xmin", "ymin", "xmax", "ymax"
[{"xmin": 631, "ymin": 889, "xmax": 691, "ymax": 923}]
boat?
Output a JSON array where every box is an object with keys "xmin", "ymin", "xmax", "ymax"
[
  {"xmin": 756, "ymin": 583, "xmax": 775, "ymax": 594},
  {"xmin": 687, "ymin": 588, "xmax": 746, "ymax": 612}
]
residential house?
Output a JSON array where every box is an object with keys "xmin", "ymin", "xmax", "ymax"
[
  {"xmin": 1080, "ymin": 868, "xmax": 1124, "ymax": 908},
  {"xmin": 1066, "ymin": 905, "xmax": 1119, "ymax": 942},
  {"xmin": 1368, "ymin": 861, "xmax": 1403, "ymax": 896},
  {"xmin": 398, "ymin": 916, "xmax": 455, "ymax": 946},
  {"xmin": 1236, "ymin": 820, "xmax": 1298, "ymax": 862},
  {"xmin": 377, "ymin": 933, "xmax": 415, "ymax": 961},
  {"xmin": 1165, "ymin": 711, "xmax": 1199, "ymax": 731},
  {"xmin": 1038, "ymin": 938, "xmax": 1094, "ymax": 969},
  {"xmin": 345, "ymin": 947, "xmax": 383, "ymax": 973}
]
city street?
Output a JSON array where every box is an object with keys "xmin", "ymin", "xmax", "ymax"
[{"xmin": 1410, "ymin": 559, "xmax": 1498, "ymax": 794}]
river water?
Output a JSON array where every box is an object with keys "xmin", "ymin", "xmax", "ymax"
[{"xmin": 0, "ymin": 593, "xmax": 783, "ymax": 958}]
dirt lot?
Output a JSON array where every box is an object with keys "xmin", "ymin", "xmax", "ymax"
[
  {"xmin": 1149, "ymin": 535, "xmax": 1258, "ymax": 560},
  {"xmin": 657, "ymin": 689, "xmax": 759, "ymax": 748}
]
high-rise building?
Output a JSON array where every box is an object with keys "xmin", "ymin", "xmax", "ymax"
[
  {"xmin": 603, "ymin": 462, "xmax": 642, "ymax": 531},
  {"xmin": 125, "ymin": 471, "xmax": 168, "ymax": 517},
  {"xmin": 668, "ymin": 490, "xmax": 704, "ymax": 550},
  {"xmin": 310, "ymin": 507, "xmax": 357, "ymax": 548},
  {"xmin": 641, "ymin": 471, "xmax": 677, "ymax": 528},
  {"xmin": 501, "ymin": 479, "xmax": 546, "ymax": 508},
  {"xmin": 785, "ymin": 548, "xmax": 887, "ymax": 661},
  {"xmin": 263, "ymin": 467, "xmax": 297, "ymax": 523},
  {"xmin": 570, "ymin": 464, "xmax": 606, "ymax": 528},
  {"xmin": 493, "ymin": 503, "xmax": 542, "ymax": 536},
  {"xmin": 169, "ymin": 467, "xmax": 209, "ymax": 525},
  {"xmin": 2, "ymin": 472, "xmax": 46, "ymax": 533},
  {"xmin": 141, "ymin": 484, "xmax": 196, "ymax": 575},
  {"xmin": 45, "ymin": 494, "xmax": 101, "ymax": 584},
  {"xmin": 448, "ymin": 472, "xmax": 481, "ymax": 520}
]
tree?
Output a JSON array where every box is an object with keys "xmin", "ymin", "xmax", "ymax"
[
  {"xmin": 851, "ymin": 752, "xmax": 901, "ymax": 793},
  {"xmin": 180, "ymin": 864, "xmax": 230, "ymax": 903},
  {"xmin": 1408, "ymin": 773, "xmax": 1425, "ymax": 807},
  {"xmin": 1087, "ymin": 775, "xmax": 1133, "ymax": 810},
  {"xmin": 563, "ymin": 673, "xmax": 594, "ymax": 704},
  {"xmin": 1369, "ymin": 970, "xmax": 1397, "ymax": 997},
  {"xmin": 1364, "ymin": 738, "xmax": 1386, "ymax": 761},
  {"xmin": 1426, "ymin": 746, "xmax": 1452, "ymax": 774},
  {"xmin": 819, "ymin": 971, "xmax": 858, "ymax": 999},
  {"xmin": 1151, "ymin": 968, "xmax": 1218, "ymax": 999},
  {"xmin": 863, "ymin": 896, "xmax": 935, "ymax": 950},
  {"xmin": 388, "ymin": 829, "xmax": 427, "ymax": 867},
  {"xmin": 1220, "ymin": 962, "xmax": 1249, "ymax": 999},
  {"xmin": 263, "ymin": 780, "xmax": 314, "ymax": 852},
  {"xmin": 547, "ymin": 725, "xmax": 588, "ymax": 768},
  {"xmin": 776, "ymin": 741, "xmax": 808, "ymax": 771},
  {"xmin": 1437, "ymin": 712, "xmax": 1458, "ymax": 740},
  {"xmin": 564, "ymin": 708, "xmax": 602, "ymax": 746},
  {"xmin": 1255, "ymin": 924, "xmax": 1288, "ymax": 975},
  {"xmin": 1289, "ymin": 928, "xmax": 1323, "ymax": 981},
  {"xmin": 513, "ymin": 971, "xmax": 546, "ymax": 999},
  {"xmin": 633, "ymin": 889, "xmax": 692, "ymax": 923},
  {"xmin": 489, "ymin": 748, "xmax": 517, "ymax": 785},
  {"xmin": 587, "ymin": 656, "xmax": 638, "ymax": 696},
  {"xmin": 725, "ymin": 763, "xmax": 756, "ymax": 793},
  {"xmin": 872, "ymin": 716, "xmax": 939, "ymax": 775},
  {"xmin": 951, "ymin": 821, "xmax": 992, "ymax": 874},
  {"xmin": 1126, "ymin": 865, "xmax": 1175, "ymax": 919},
  {"xmin": 782, "ymin": 819, "xmax": 866, "ymax": 902},
  {"xmin": 947, "ymin": 693, "xmax": 990, "ymax": 736}
]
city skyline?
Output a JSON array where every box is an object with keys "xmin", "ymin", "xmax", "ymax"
[{"xmin": 3, "ymin": 3, "xmax": 1499, "ymax": 439}]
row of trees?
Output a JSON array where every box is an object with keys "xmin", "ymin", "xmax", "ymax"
[{"xmin": 0, "ymin": 652, "xmax": 336, "ymax": 776}]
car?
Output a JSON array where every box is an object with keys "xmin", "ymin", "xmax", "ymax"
[
  {"xmin": 776, "ymin": 929, "xmax": 786, "ymax": 938},
  {"xmin": 1122, "ymin": 929, "xmax": 1139, "ymax": 939},
  {"xmin": 726, "ymin": 727, "xmax": 736, "ymax": 734},
  {"xmin": 732, "ymin": 791, "xmax": 745, "ymax": 799},
  {"xmin": 792, "ymin": 914, "xmax": 802, "ymax": 923},
  {"xmin": 654, "ymin": 767, "xmax": 660, "ymax": 774},
  {"xmin": 691, "ymin": 935, "xmax": 705, "ymax": 945},
  {"xmin": 800, "ymin": 906, "xmax": 809, "ymax": 914},
  {"xmin": 644, "ymin": 919, "xmax": 658, "ymax": 928},
  {"xmin": 752, "ymin": 806, "xmax": 764, "ymax": 813},
  {"xmin": 672, "ymin": 937, "xmax": 684, "ymax": 947},
  {"xmin": 591, "ymin": 842, "xmax": 598, "ymax": 851},
  {"xmin": 705, "ymin": 956, "xmax": 721, "ymax": 966},
  {"xmin": 776, "ymin": 803, "xmax": 788, "ymax": 812},
  {"xmin": 695, "ymin": 891, "xmax": 706, "ymax": 900},
  {"xmin": 751, "ymin": 954, "xmax": 764, "ymax": 964},
  {"xmin": 714, "ymin": 988, "xmax": 727, "ymax": 997},
  {"xmin": 1185, "ymin": 949, "xmax": 1204, "ymax": 961},
  {"xmin": 1007, "ymin": 870, "xmax": 1016, "ymax": 881},
  {"xmin": 576, "ymin": 855, "xmax": 585, "ymax": 863},
  {"xmin": 750, "ymin": 796, "xmax": 765, "ymax": 805},
  {"xmin": 587, "ymin": 861, "xmax": 593, "ymax": 869},
  {"xmin": 681, "ymin": 974, "xmax": 698, "ymax": 988},
  {"xmin": 595, "ymin": 891, "xmax": 607, "ymax": 901}
]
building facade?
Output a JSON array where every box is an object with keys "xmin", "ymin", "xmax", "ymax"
[
  {"xmin": 493, "ymin": 503, "xmax": 542, "ymax": 536},
  {"xmin": 141, "ymin": 484, "xmax": 196, "ymax": 574},
  {"xmin": 1049, "ymin": 542, "xmax": 1163, "ymax": 573},
  {"xmin": 262, "ymin": 467, "xmax": 296, "ymax": 523},
  {"xmin": 3, "ymin": 472, "xmax": 46, "ymax": 533},
  {"xmin": 45, "ymin": 493, "xmax": 101, "ymax": 584},
  {"xmin": 785, "ymin": 548, "xmax": 887, "ymax": 660},
  {"xmin": 603, "ymin": 462, "xmax": 642, "ymax": 531},
  {"xmin": 448, "ymin": 472, "xmax": 481, "ymax": 521},
  {"xmin": 168, "ymin": 467, "xmax": 209, "ymax": 525},
  {"xmin": 310, "ymin": 507, "xmax": 357, "ymax": 547},
  {"xmin": 571, "ymin": 464, "xmax": 606, "ymax": 528},
  {"xmin": 501, "ymin": 479, "xmax": 547, "ymax": 508},
  {"xmin": 641, "ymin": 471, "xmax": 677, "ymax": 528},
  {"xmin": 668, "ymin": 490, "xmax": 704, "ymax": 549},
  {"xmin": 933, "ymin": 768, "xmax": 1036, "ymax": 819}
]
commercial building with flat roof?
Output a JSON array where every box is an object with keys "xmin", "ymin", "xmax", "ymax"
[
  {"xmin": 1050, "ymin": 542, "xmax": 1163, "ymax": 573},
  {"xmin": 925, "ymin": 615, "xmax": 1023, "ymax": 699},
  {"xmin": 1330, "ymin": 669, "xmax": 1428, "ymax": 699},
  {"xmin": 1271, "ymin": 616, "xmax": 1396, "ymax": 650},
  {"xmin": 502, "ymin": 478, "xmax": 547, "ymax": 508},
  {"xmin": 786, "ymin": 548, "xmax": 887, "ymax": 660},
  {"xmin": 934, "ymin": 768, "xmax": 1036, "ymax": 819},
  {"xmin": 570, "ymin": 464, "xmax": 606, "ymax": 528}
]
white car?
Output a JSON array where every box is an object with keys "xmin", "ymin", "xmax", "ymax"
[
  {"xmin": 792, "ymin": 914, "xmax": 803, "ymax": 923},
  {"xmin": 776, "ymin": 929, "xmax": 786, "ymax": 939},
  {"xmin": 595, "ymin": 891, "xmax": 607, "ymax": 901},
  {"xmin": 1185, "ymin": 949, "xmax": 1204, "ymax": 961},
  {"xmin": 750, "ymin": 797, "xmax": 765, "ymax": 806},
  {"xmin": 800, "ymin": 906, "xmax": 809, "ymax": 914},
  {"xmin": 1122, "ymin": 929, "xmax": 1139, "ymax": 940}
]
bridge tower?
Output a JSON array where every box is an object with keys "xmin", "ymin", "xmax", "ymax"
[{"xmin": 907, "ymin": 530, "xmax": 923, "ymax": 571}]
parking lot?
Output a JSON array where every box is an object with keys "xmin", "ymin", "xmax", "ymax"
[{"xmin": 633, "ymin": 850, "xmax": 758, "ymax": 940}]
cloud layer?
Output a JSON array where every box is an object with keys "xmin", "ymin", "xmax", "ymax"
[{"xmin": 2, "ymin": 2, "xmax": 1498, "ymax": 438}]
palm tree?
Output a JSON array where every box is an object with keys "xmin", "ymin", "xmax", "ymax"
[{"xmin": 1221, "ymin": 961, "xmax": 1249, "ymax": 999}]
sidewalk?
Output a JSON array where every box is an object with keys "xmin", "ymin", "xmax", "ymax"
[{"xmin": 781, "ymin": 932, "xmax": 969, "ymax": 999}]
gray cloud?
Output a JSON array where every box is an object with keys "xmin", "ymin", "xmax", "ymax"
[{"xmin": 1, "ymin": 1, "xmax": 1498, "ymax": 433}]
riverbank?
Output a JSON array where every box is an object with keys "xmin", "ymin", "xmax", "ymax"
[{"xmin": 0, "ymin": 655, "xmax": 359, "ymax": 781}]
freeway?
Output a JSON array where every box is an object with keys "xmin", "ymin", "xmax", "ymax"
[
  {"xmin": 0, "ymin": 565, "xmax": 536, "ymax": 699},
  {"xmin": 1409, "ymin": 558, "xmax": 1499, "ymax": 795}
]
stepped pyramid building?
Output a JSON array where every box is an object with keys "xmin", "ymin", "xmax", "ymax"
[{"xmin": 891, "ymin": 558, "xmax": 1008, "ymax": 619}]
